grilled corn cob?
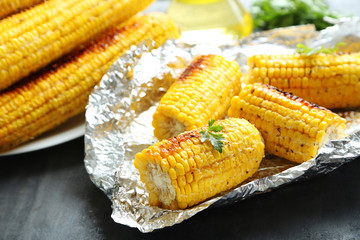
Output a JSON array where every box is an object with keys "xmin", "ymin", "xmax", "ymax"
[
  {"xmin": 0, "ymin": 0, "xmax": 154, "ymax": 91},
  {"xmin": 245, "ymin": 53, "xmax": 360, "ymax": 109},
  {"xmin": 228, "ymin": 83, "xmax": 346, "ymax": 163},
  {"xmin": 134, "ymin": 118, "xmax": 264, "ymax": 209},
  {"xmin": 0, "ymin": 0, "xmax": 43, "ymax": 19},
  {"xmin": 152, "ymin": 54, "xmax": 242, "ymax": 140},
  {"xmin": 0, "ymin": 13, "xmax": 180, "ymax": 152}
]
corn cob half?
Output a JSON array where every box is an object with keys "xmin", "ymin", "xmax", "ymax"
[
  {"xmin": 0, "ymin": 13, "xmax": 180, "ymax": 152},
  {"xmin": 152, "ymin": 54, "xmax": 242, "ymax": 140},
  {"xmin": 245, "ymin": 53, "xmax": 360, "ymax": 109},
  {"xmin": 0, "ymin": 0, "xmax": 154, "ymax": 91},
  {"xmin": 228, "ymin": 83, "xmax": 346, "ymax": 163},
  {"xmin": 135, "ymin": 118, "xmax": 264, "ymax": 209},
  {"xmin": 0, "ymin": 0, "xmax": 43, "ymax": 19}
]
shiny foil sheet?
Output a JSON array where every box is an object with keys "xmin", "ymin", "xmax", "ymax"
[{"xmin": 84, "ymin": 18, "xmax": 360, "ymax": 233}]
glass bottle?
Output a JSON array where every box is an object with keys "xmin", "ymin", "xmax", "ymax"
[{"xmin": 167, "ymin": 0, "xmax": 253, "ymax": 45}]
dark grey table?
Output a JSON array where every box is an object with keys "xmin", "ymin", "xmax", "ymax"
[{"xmin": 1, "ymin": 136, "xmax": 360, "ymax": 240}]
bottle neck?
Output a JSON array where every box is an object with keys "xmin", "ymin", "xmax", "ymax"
[{"xmin": 176, "ymin": 0, "xmax": 223, "ymax": 4}]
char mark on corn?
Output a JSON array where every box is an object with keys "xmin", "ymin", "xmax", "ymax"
[{"xmin": 228, "ymin": 83, "xmax": 346, "ymax": 163}]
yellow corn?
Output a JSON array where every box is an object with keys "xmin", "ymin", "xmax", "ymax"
[
  {"xmin": 0, "ymin": 0, "xmax": 43, "ymax": 19},
  {"xmin": 152, "ymin": 54, "xmax": 242, "ymax": 140},
  {"xmin": 134, "ymin": 118, "xmax": 264, "ymax": 209},
  {"xmin": 0, "ymin": 13, "xmax": 180, "ymax": 152},
  {"xmin": 0, "ymin": 0, "xmax": 154, "ymax": 91},
  {"xmin": 245, "ymin": 53, "xmax": 360, "ymax": 109},
  {"xmin": 228, "ymin": 83, "xmax": 346, "ymax": 163},
  {"xmin": 0, "ymin": 0, "xmax": 76, "ymax": 33}
]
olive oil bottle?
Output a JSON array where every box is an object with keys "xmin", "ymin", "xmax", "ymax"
[{"xmin": 167, "ymin": 0, "xmax": 253, "ymax": 45}]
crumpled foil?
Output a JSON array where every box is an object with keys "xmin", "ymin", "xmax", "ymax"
[{"xmin": 84, "ymin": 18, "xmax": 360, "ymax": 233}]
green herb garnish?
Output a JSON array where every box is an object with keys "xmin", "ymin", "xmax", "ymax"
[
  {"xmin": 200, "ymin": 119, "xmax": 226, "ymax": 153},
  {"xmin": 251, "ymin": 0, "xmax": 343, "ymax": 31},
  {"xmin": 296, "ymin": 42, "xmax": 345, "ymax": 55}
]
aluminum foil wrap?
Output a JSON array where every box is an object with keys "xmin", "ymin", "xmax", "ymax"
[{"xmin": 84, "ymin": 18, "xmax": 360, "ymax": 233}]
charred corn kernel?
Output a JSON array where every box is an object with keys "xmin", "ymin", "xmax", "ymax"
[
  {"xmin": 0, "ymin": 13, "xmax": 180, "ymax": 152},
  {"xmin": 0, "ymin": 0, "xmax": 44, "ymax": 19},
  {"xmin": 152, "ymin": 54, "xmax": 242, "ymax": 140},
  {"xmin": 247, "ymin": 53, "xmax": 360, "ymax": 109},
  {"xmin": 228, "ymin": 83, "xmax": 346, "ymax": 164},
  {"xmin": 0, "ymin": 0, "xmax": 155, "ymax": 91},
  {"xmin": 134, "ymin": 118, "xmax": 264, "ymax": 209}
]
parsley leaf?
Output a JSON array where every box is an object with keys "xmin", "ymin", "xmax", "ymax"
[
  {"xmin": 209, "ymin": 132, "xmax": 225, "ymax": 153},
  {"xmin": 208, "ymin": 119, "xmax": 216, "ymax": 127},
  {"xmin": 209, "ymin": 124, "xmax": 223, "ymax": 132},
  {"xmin": 251, "ymin": 0, "xmax": 344, "ymax": 31},
  {"xmin": 199, "ymin": 119, "xmax": 226, "ymax": 153},
  {"xmin": 199, "ymin": 130, "xmax": 208, "ymax": 143}
]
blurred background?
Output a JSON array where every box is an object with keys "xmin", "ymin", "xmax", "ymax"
[{"xmin": 147, "ymin": 0, "xmax": 360, "ymax": 44}]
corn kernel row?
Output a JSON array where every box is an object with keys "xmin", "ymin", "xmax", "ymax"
[
  {"xmin": 0, "ymin": 0, "xmax": 154, "ymax": 91},
  {"xmin": 0, "ymin": 0, "xmax": 43, "ymax": 19},
  {"xmin": 245, "ymin": 53, "xmax": 360, "ymax": 109}
]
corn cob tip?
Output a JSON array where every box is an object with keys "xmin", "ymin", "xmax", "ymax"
[{"xmin": 228, "ymin": 83, "xmax": 346, "ymax": 163}]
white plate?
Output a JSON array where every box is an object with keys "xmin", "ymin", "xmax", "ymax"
[{"xmin": 0, "ymin": 114, "xmax": 85, "ymax": 156}]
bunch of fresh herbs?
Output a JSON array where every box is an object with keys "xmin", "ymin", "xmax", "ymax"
[{"xmin": 251, "ymin": 0, "xmax": 341, "ymax": 30}]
